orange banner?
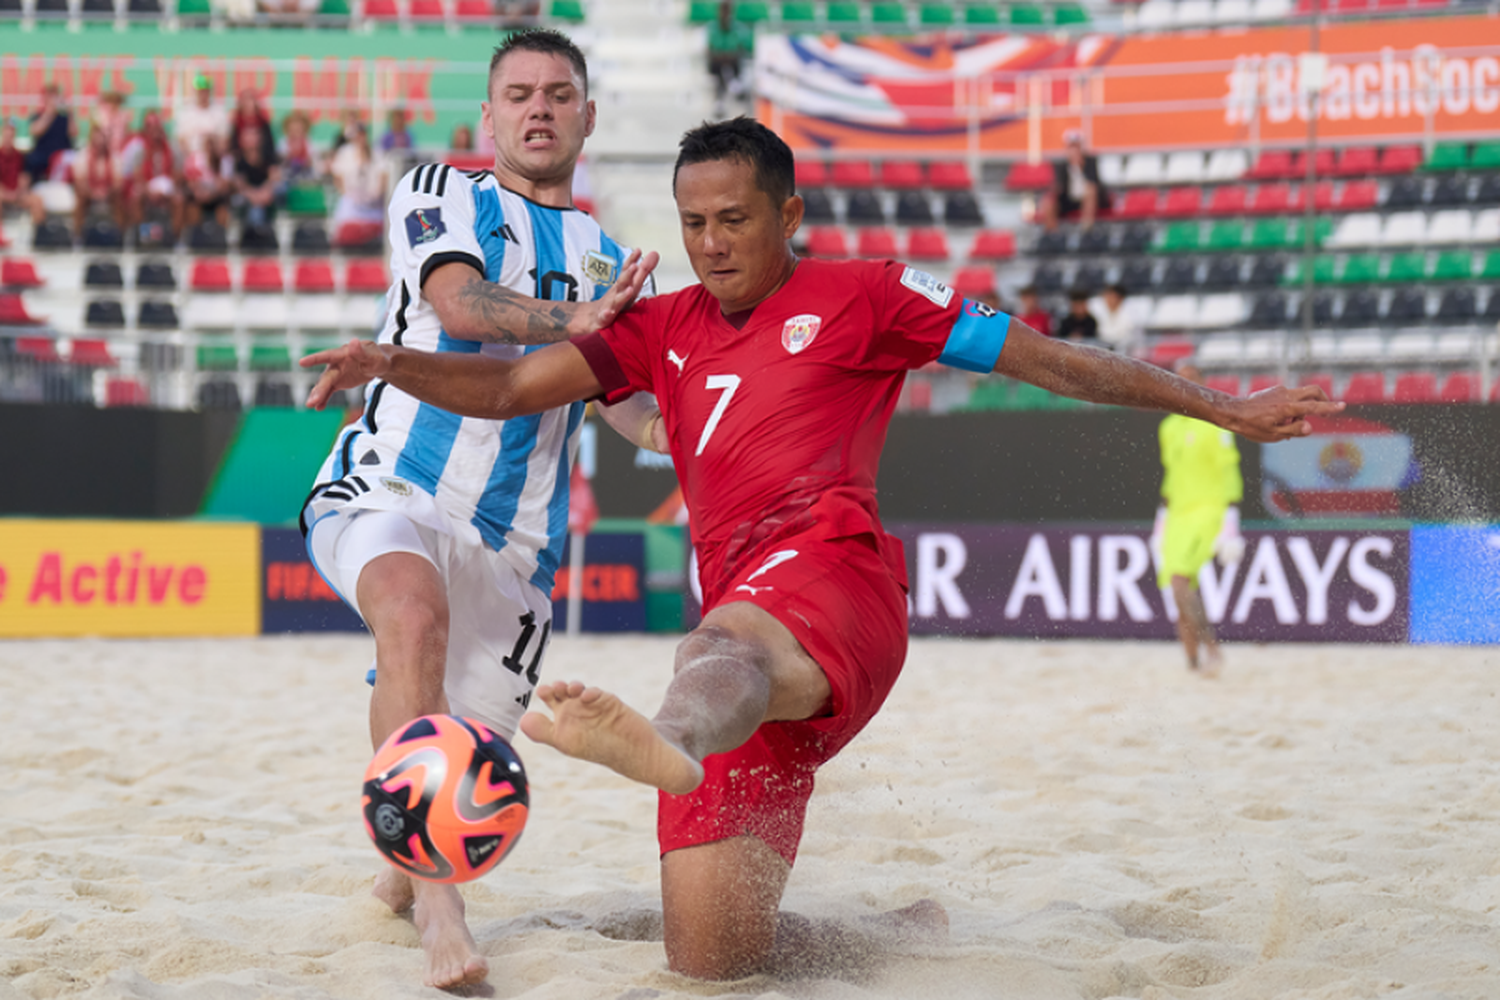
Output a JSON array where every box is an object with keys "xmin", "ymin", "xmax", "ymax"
[
  {"xmin": 0, "ymin": 520, "xmax": 260, "ymax": 637},
  {"xmin": 758, "ymin": 14, "xmax": 1500, "ymax": 155}
]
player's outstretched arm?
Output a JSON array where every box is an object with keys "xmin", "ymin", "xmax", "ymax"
[
  {"xmin": 302, "ymin": 339, "xmax": 604, "ymax": 419},
  {"xmin": 993, "ymin": 320, "xmax": 1345, "ymax": 444},
  {"xmin": 426, "ymin": 249, "xmax": 659, "ymax": 345}
]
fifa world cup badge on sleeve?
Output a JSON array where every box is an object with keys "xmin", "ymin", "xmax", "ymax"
[
  {"xmin": 900, "ymin": 267, "xmax": 954, "ymax": 308},
  {"xmin": 405, "ymin": 207, "xmax": 446, "ymax": 247},
  {"xmin": 781, "ymin": 313, "xmax": 821, "ymax": 355}
]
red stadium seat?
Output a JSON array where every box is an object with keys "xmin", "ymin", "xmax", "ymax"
[
  {"xmin": 1335, "ymin": 180, "xmax": 1379, "ymax": 211},
  {"xmin": 190, "ymin": 258, "xmax": 233, "ymax": 292},
  {"xmin": 1311, "ymin": 181, "xmax": 1337, "ymax": 211},
  {"xmin": 334, "ymin": 220, "xmax": 383, "ymax": 248},
  {"xmin": 1249, "ymin": 374, "xmax": 1281, "ymax": 394},
  {"xmin": 879, "ymin": 160, "xmax": 925, "ymax": 190},
  {"xmin": 905, "ymin": 228, "xmax": 950, "ymax": 261},
  {"xmin": 949, "ymin": 266, "xmax": 996, "ymax": 298},
  {"xmin": 968, "ymin": 229, "xmax": 1016, "ymax": 261},
  {"xmin": 805, "ymin": 226, "xmax": 848, "ymax": 258},
  {"xmin": 1246, "ymin": 150, "xmax": 1295, "ymax": 181},
  {"xmin": 1331, "ymin": 0, "xmax": 1370, "ymax": 14},
  {"xmin": 344, "ymin": 260, "xmax": 391, "ymax": 293},
  {"xmin": 294, "ymin": 259, "xmax": 336, "ymax": 293},
  {"xmin": 1332, "ymin": 146, "xmax": 1378, "ymax": 177},
  {"xmin": 1148, "ymin": 339, "xmax": 1195, "ymax": 368},
  {"xmin": 1375, "ymin": 144, "xmax": 1423, "ymax": 174},
  {"xmin": 1291, "ymin": 149, "xmax": 1337, "ymax": 176},
  {"xmin": 69, "ymin": 338, "xmax": 116, "ymax": 367},
  {"xmin": 409, "ymin": 0, "xmax": 444, "ymax": 18},
  {"xmin": 0, "ymin": 258, "xmax": 44, "ymax": 288},
  {"xmin": 1205, "ymin": 374, "xmax": 1241, "ymax": 395},
  {"xmin": 105, "ymin": 377, "xmax": 149, "ymax": 407},
  {"xmin": 1439, "ymin": 371, "xmax": 1479, "ymax": 402},
  {"xmin": 1113, "ymin": 188, "xmax": 1161, "ymax": 220},
  {"xmin": 1342, "ymin": 372, "xmax": 1386, "ymax": 402},
  {"xmin": 830, "ymin": 160, "xmax": 876, "ymax": 189},
  {"xmin": 1392, "ymin": 372, "xmax": 1437, "ymax": 403},
  {"xmin": 1003, "ymin": 161, "xmax": 1054, "ymax": 192},
  {"xmin": 794, "ymin": 159, "xmax": 829, "ymax": 189},
  {"xmin": 15, "ymin": 335, "xmax": 60, "ymax": 361},
  {"xmin": 1299, "ymin": 373, "xmax": 1335, "ymax": 397},
  {"xmin": 363, "ymin": 0, "xmax": 399, "ymax": 16},
  {"xmin": 1159, "ymin": 186, "xmax": 1203, "ymax": 218},
  {"xmin": 454, "ymin": 0, "xmax": 490, "ymax": 16},
  {"xmin": 856, "ymin": 227, "xmax": 898, "ymax": 258},
  {"xmin": 1247, "ymin": 182, "xmax": 1293, "ymax": 214},
  {"xmin": 927, "ymin": 161, "xmax": 974, "ymax": 191},
  {"xmin": 241, "ymin": 259, "xmax": 285, "ymax": 293},
  {"xmin": 1206, "ymin": 185, "xmax": 1248, "ymax": 215},
  {"xmin": 0, "ymin": 293, "xmax": 43, "ymax": 325}
]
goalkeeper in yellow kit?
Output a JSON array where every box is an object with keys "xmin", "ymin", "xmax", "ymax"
[{"xmin": 1152, "ymin": 365, "xmax": 1245, "ymax": 675}]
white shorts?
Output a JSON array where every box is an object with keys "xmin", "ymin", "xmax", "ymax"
[{"xmin": 305, "ymin": 507, "xmax": 553, "ymax": 739}]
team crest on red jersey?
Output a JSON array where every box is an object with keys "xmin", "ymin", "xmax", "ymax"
[{"xmin": 781, "ymin": 313, "xmax": 821, "ymax": 355}]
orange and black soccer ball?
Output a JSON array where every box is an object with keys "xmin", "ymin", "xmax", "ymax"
[{"xmin": 362, "ymin": 714, "xmax": 529, "ymax": 884}]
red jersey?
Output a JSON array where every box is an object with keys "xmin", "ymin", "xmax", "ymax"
[{"xmin": 576, "ymin": 258, "xmax": 1008, "ymax": 609}]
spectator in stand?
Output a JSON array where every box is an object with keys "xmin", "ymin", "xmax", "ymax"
[
  {"xmin": 1015, "ymin": 285, "xmax": 1053, "ymax": 338},
  {"xmin": 1056, "ymin": 288, "xmax": 1100, "ymax": 344},
  {"xmin": 228, "ymin": 88, "xmax": 277, "ymax": 160},
  {"xmin": 125, "ymin": 109, "xmax": 183, "ymax": 238},
  {"xmin": 174, "ymin": 74, "xmax": 230, "ymax": 159},
  {"xmin": 1041, "ymin": 130, "xmax": 1109, "ymax": 232},
  {"xmin": 278, "ymin": 110, "xmax": 318, "ymax": 184},
  {"xmin": 184, "ymin": 131, "xmax": 234, "ymax": 228},
  {"xmin": 328, "ymin": 121, "xmax": 387, "ymax": 229},
  {"xmin": 93, "ymin": 91, "xmax": 133, "ymax": 159},
  {"xmin": 707, "ymin": 0, "xmax": 755, "ymax": 118},
  {"xmin": 73, "ymin": 123, "xmax": 125, "ymax": 235},
  {"xmin": 450, "ymin": 121, "xmax": 475, "ymax": 152},
  {"xmin": 1095, "ymin": 283, "xmax": 1143, "ymax": 356},
  {"xmin": 24, "ymin": 83, "xmax": 76, "ymax": 184},
  {"xmin": 233, "ymin": 124, "xmax": 281, "ymax": 228},
  {"xmin": 379, "ymin": 108, "xmax": 414, "ymax": 155},
  {"xmin": 327, "ymin": 108, "xmax": 364, "ymax": 158},
  {"xmin": 0, "ymin": 120, "xmax": 45, "ymax": 225}
]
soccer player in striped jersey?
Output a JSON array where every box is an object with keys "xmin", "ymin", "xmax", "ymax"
[
  {"xmin": 300, "ymin": 29, "xmax": 663, "ymax": 989},
  {"xmin": 304, "ymin": 118, "xmax": 1344, "ymax": 981}
]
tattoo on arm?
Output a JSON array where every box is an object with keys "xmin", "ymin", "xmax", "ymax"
[{"xmin": 457, "ymin": 275, "xmax": 575, "ymax": 345}]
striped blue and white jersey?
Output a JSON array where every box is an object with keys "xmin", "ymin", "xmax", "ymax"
[{"xmin": 304, "ymin": 162, "xmax": 644, "ymax": 591}]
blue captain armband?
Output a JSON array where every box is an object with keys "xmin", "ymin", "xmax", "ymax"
[{"xmin": 937, "ymin": 299, "xmax": 1011, "ymax": 373}]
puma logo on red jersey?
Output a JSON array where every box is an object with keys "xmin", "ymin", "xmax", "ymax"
[{"xmin": 667, "ymin": 349, "xmax": 688, "ymax": 373}]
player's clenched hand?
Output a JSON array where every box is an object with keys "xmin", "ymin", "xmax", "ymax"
[
  {"xmin": 1215, "ymin": 384, "xmax": 1345, "ymax": 444},
  {"xmin": 300, "ymin": 339, "xmax": 391, "ymax": 410},
  {"xmin": 588, "ymin": 249, "xmax": 659, "ymax": 331}
]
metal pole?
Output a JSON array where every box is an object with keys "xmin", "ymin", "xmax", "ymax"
[
  {"xmin": 566, "ymin": 532, "xmax": 585, "ymax": 637},
  {"xmin": 1294, "ymin": 17, "xmax": 1324, "ymax": 386}
]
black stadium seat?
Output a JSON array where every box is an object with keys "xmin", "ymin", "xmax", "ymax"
[
  {"xmin": 136, "ymin": 260, "xmax": 176, "ymax": 288},
  {"xmin": 1311, "ymin": 290, "xmax": 1337, "ymax": 326},
  {"xmin": 940, "ymin": 190, "xmax": 984, "ymax": 227},
  {"xmin": 1077, "ymin": 225, "xmax": 1112, "ymax": 255},
  {"xmin": 1430, "ymin": 174, "xmax": 1470, "ymax": 206},
  {"xmin": 85, "ymin": 299, "xmax": 126, "ymax": 327},
  {"xmin": 800, "ymin": 188, "xmax": 835, "ymax": 224},
  {"xmin": 1384, "ymin": 175, "xmax": 1425, "ymax": 210},
  {"xmin": 1118, "ymin": 259, "xmax": 1154, "ymax": 291},
  {"xmin": 894, "ymin": 191, "xmax": 933, "ymax": 226},
  {"xmin": 1203, "ymin": 257, "xmax": 1241, "ymax": 289},
  {"xmin": 1246, "ymin": 255, "xmax": 1285, "ymax": 288},
  {"xmin": 1073, "ymin": 263, "xmax": 1107, "ymax": 292},
  {"xmin": 1158, "ymin": 258, "xmax": 1198, "ymax": 291},
  {"xmin": 1476, "ymin": 174, "xmax": 1500, "ymax": 205},
  {"xmin": 1338, "ymin": 289, "xmax": 1380, "ymax": 327},
  {"xmin": 1031, "ymin": 263, "xmax": 1067, "ymax": 293},
  {"xmin": 292, "ymin": 221, "xmax": 331, "ymax": 256},
  {"xmin": 85, "ymin": 261, "xmax": 124, "ymax": 287},
  {"xmin": 1118, "ymin": 224, "xmax": 1154, "ymax": 254},
  {"xmin": 1386, "ymin": 288, "xmax": 1428, "ymax": 322},
  {"xmin": 138, "ymin": 300, "xmax": 179, "ymax": 328},
  {"xmin": 1436, "ymin": 288, "xmax": 1478, "ymax": 324},
  {"xmin": 1034, "ymin": 229, "xmax": 1070, "ymax": 256},
  {"xmin": 844, "ymin": 190, "xmax": 884, "ymax": 225},
  {"xmin": 1248, "ymin": 291, "xmax": 1288, "ymax": 327}
]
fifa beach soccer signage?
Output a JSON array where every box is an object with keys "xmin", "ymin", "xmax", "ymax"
[
  {"xmin": 0, "ymin": 520, "xmax": 258, "ymax": 637},
  {"xmin": 891, "ymin": 524, "xmax": 1407, "ymax": 643}
]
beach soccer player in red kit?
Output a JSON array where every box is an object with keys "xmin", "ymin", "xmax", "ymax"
[{"xmin": 304, "ymin": 116, "xmax": 1343, "ymax": 982}]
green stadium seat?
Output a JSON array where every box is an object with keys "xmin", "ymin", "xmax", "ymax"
[
  {"xmin": 734, "ymin": 1, "xmax": 769, "ymax": 23},
  {"xmin": 1248, "ymin": 218, "xmax": 1292, "ymax": 250},
  {"xmin": 825, "ymin": 0, "xmax": 861, "ymax": 22},
  {"xmin": 688, "ymin": 0, "xmax": 716, "ymax": 23},
  {"xmin": 284, "ymin": 184, "xmax": 329, "ymax": 217},
  {"xmin": 1283, "ymin": 255, "xmax": 1337, "ymax": 285},
  {"xmin": 1337, "ymin": 254, "xmax": 1381, "ymax": 284},
  {"xmin": 965, "ymin": 379, "xmax": 1014, "ymax": 410},
  {"xmin": 318, "ymin": 0, "xmax": 351, "ymax": 14},
  {"xmin": 1052, "ymin": 3, "xmax": 1089, "ymax": 24},
  {"xmin": 1480, "ymin": 251, "xmax": 1500, "ymax": 280},
  {"xmin": 1469, "ymin": 142, "xmax": 1500, "ymax": 171},
  {"xmin": 250, "ymin": 344, "xmax": 293, "ymax": 371},
  {"xmin": 1207, "ymin": 221, "xmax": 1245, "ymax": 251},
  {"xmin": 919, "ymin": 2, "xmax": 956, "ymax": 25},
  {"xmin": 1009, "ymin": 4, "xmax": 1045, "ymax": 25},
  {"xmin": 197, "ymin": 344, "xmax": 238, "ymax": 371},
  {"xmin": 548, "ymin": 0, "xmax": 584, "ymax": 20},
  {"xmin": 176, "ymin": 0, "xmax": 211, "ymax": 14},
  {"xmin": 1285, "ymin": 217, "xmax": 1334, "ymax": 248},
  {"xmin": 780, "ymin": 1, "xmax": 817, "ymax": 23},
  {"xmin": 1156, "ymin": 222, "xmax": 1202, "ymax": 253},
  {"xmin": 1386, "ymin": 252, "xmax": 1427, "ymax": 283},
  {"xmin": 871, "ymin": 1, "xmax": 906, "ymax": 25},
  {"xmin": 1422, "ymin": 142, "xmax": 1468, "ymax": 171},
  {"xmin": 1432, "ymin": 251, "xmax": 1473, "ymax": 281},
  {"xmin": 963, "ymin": 3, "xmax": 1002, "ymax": 24}
]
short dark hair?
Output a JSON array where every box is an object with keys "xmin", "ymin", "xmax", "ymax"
[
  {"xmin": 673, "ymin": 116, "xmax": 795, "ymax": 206},
  {"xmin": 1105, "ymin": 283, "xmax": 1128, "ymax": 298},
  {"xmin": 490, "ymin": 28, "xmax": 589, "ymax": 96},
  {"xmin": 1068, "ymin": 288, "xmax": 1091, "ymax": 302},
  {"xmin": 1017, "ymin": 284, "xmax": 1038, "ymax": 297}
]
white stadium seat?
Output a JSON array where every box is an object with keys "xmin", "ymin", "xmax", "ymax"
[
  {"xmin": 1327, "ymin": 213, "xmax": 1381, "ymax": 249},
  {"xmin": 239, "ymin": 294, "xmax": 290, "ymax": 332},
  {"xmin": 1425, "ymin": 209, "xmax": 1473, "ymax": 245},
  {"xmin": 1252, "ymin": 0, "xmax": 1291, "ymax": 17},
  {"xmin": 1174, "ymin": 0, "xmax": 1214, "ymax": 23},
  {"xmin": 1150, "ymin": 294, "xmax": 1198, "ymax": 329},
  {"xmin": 1307, "ymin": 334, "xmax": 1339, "ymax": 362},
  {"xmin": 181, "ymin": 296, "xmax": 235, "ymax": 332},
  {"xmin": 1198, "ymin": 293, "xmax": 1249, "ymax": 329},
  {"xmin": 1122, "ymin": 152, "xmax": 1166, "ymax": 186},
  {"xmin": 1473, "ymin": 208, "xmax": 1500, "ymax": 244},
  {"xmin": 1386, "ymin": 333, "xmax": 1435, "ymax": 360},
  {"xmin": 1241, "ymin": 335, "xmax": 1283, "ymax": 364},
  {"xmin": 1097, "ymin": 154, "xmax": 1126, "ymax": 188},
  {"xmin": 1137, "ymin": 0, "xmax": 1176, "ymax": 27},
  {"xmin": 1434, "ymin": 331, "xmax": 1480, "ymax": 360},
  {"xmin": 1381, "ymin": 212, "xmax": 1428, "ymax": 246},
  {"xmin": 1213, "ymin": 0, "xmax": 1252, "ymax": 20},
  {"xmin": 1196, "ymin": 334, "xmax": 1244, "ymax": 366},
  {"xmin": 291, "ymin": 294, "xmax": 347, "ymax": 333},
  {"xmin": 1337, "ymin": 334, "xmax": 1385, "ymax": 363},
  {"xmin": 1164, "ymin": 151, "xmax": 1206, "ymax": 184},
  {"xmin": 1204, "ymin": 149, "xmax": 1249, "ymax": 182}
]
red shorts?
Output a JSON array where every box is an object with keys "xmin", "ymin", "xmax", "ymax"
[{"xmin": 657, "ymin": 533, "xmax": 909, "ymax": 865}]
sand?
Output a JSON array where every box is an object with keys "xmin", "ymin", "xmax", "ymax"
[{"xmin": 2, "ymin": 635, "xmax": 1499, "ymax": 1000}]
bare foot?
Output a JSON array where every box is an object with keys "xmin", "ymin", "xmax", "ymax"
[
  {"xmin": 372, "ymin": 866, "xmax": 415, "ymax": 914},
  {"xmin": 413, "ymin": 882, "xmax": 489, "ymax": 989},
  {"xmin": 1195, "ymin": 648, "xmax": 1224, "ymax": 679},
  {"xmin": 520, "ymin": 681, "xmax": 705, "ymax": 796}
]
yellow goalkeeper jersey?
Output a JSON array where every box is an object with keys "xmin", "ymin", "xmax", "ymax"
[{"xmin": 1159, "ymin": 414, "xmax": 1243, "ymax": 509}]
